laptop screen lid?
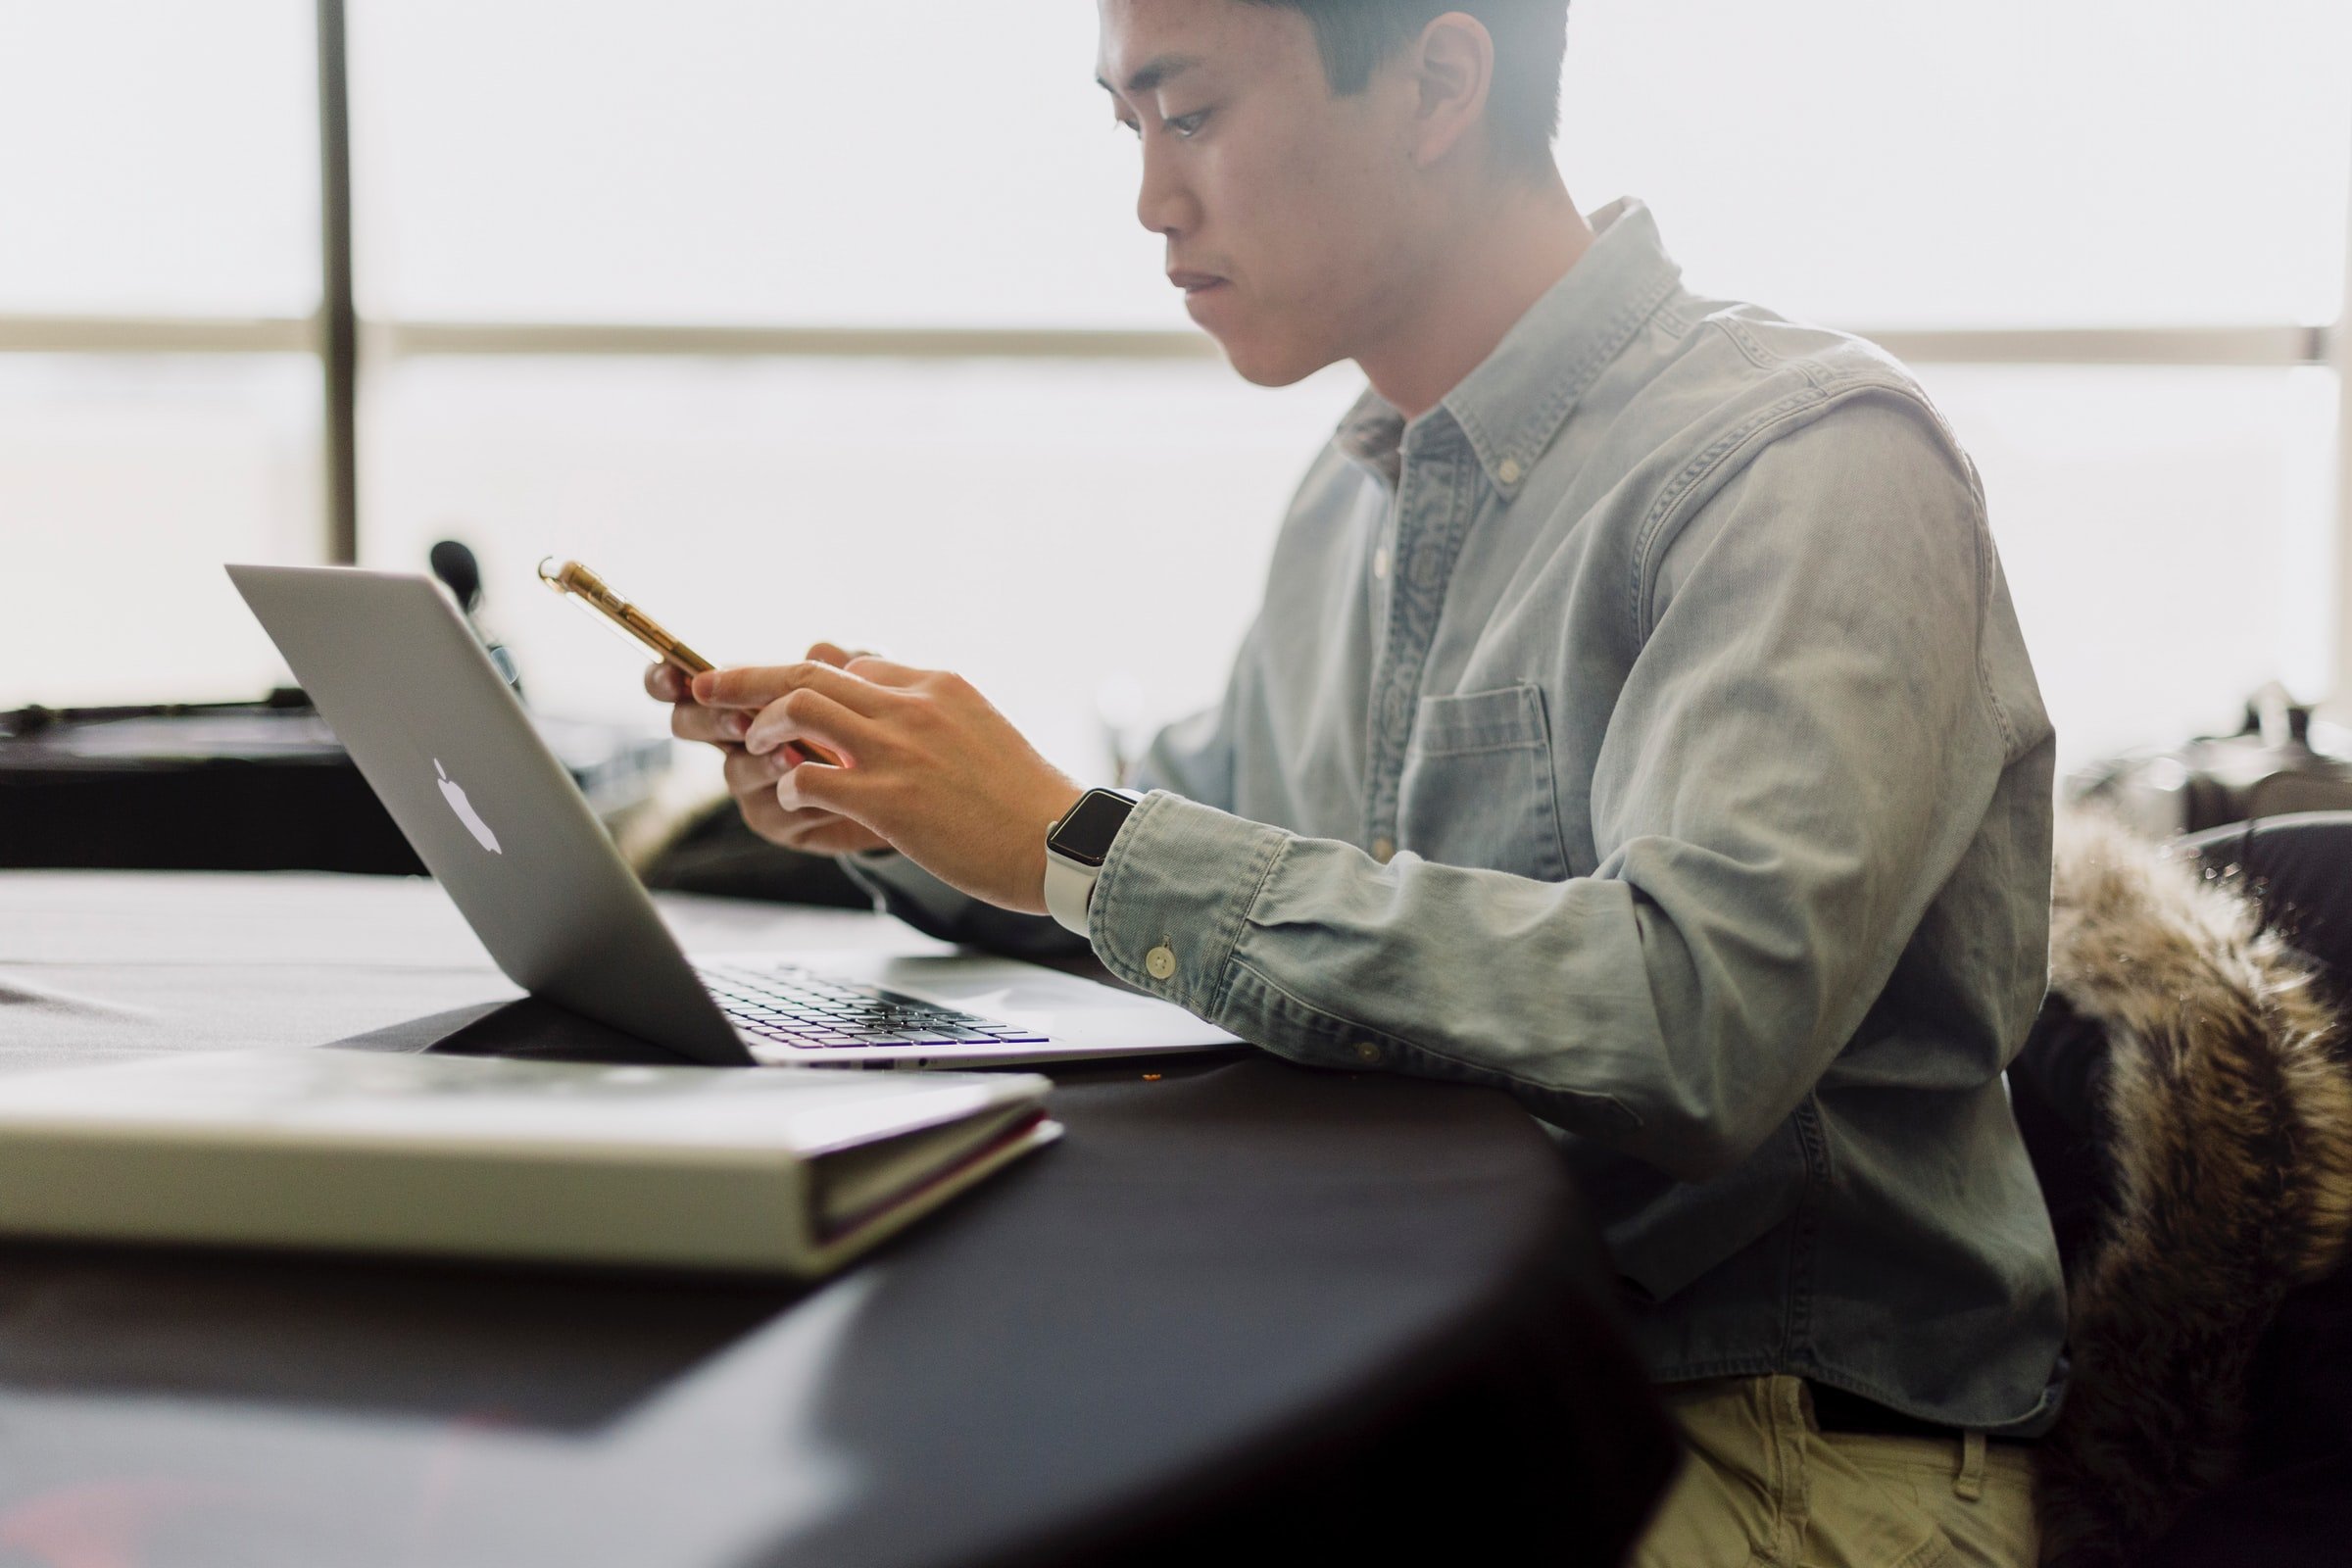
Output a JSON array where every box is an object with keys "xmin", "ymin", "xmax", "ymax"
[{"xmin": 226, "ymin": 564, "xmax": 752, "ymax": 1065}]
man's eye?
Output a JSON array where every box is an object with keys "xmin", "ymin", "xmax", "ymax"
[
  {"xmin": 1165, "ymin": 110, "xmax": 1209, "ymax": 139},
  {"xmin": 1117, "ymin": 116, "xmax": 1141, "ymax": 138}
]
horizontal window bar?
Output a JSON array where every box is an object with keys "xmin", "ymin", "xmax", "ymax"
[
  {"xmin": 0, "ymin": 315, "xmax": 2337, "ymax": 368},
  {"xmin": 374, "ymin": 320, "xmax": 1225, "ymax": 361},
  {"xmin": 1866, "ymin": 324, "xmax": 2332, "ymax": 367},
  {"xmin": 0, "ymin": 315, "xmax": 318, "ymax": 354}
]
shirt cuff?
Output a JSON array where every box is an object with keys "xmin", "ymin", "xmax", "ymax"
[{"xmin": 1089, "ymin": 790, "xmax": 1288, "ymax": 1018}]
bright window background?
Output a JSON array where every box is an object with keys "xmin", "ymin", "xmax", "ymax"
[
  {"xmin": 1560, "ymin": 0, "xmax": 2352, "ymax": 329},
  {"xmin": 0, "ymin": 0, "xmax": 319, "ymax": 316},
  {"xmin": 1915, "ymin": 365, "xmax": 2341, "ymax": 766},
  {"xmin": 350, "ymin": 0, "xmax": 2352, "ymax": 330},
  {"xmin": 3, "ymin": 0, "xmax": 2349, "ymax": 788},
  {"xmin": 0, "ymin": 0, "xmax": 323, "ymax": 710},
  {"xmin": 358, "ymin": 358, "xmax": 1360, "ymax": 776},
  {"xmin": 0, "ymin": 357, "xmax": 322, "ymax": 707},
  {"xmin": 349, "ymin": 1, "xmax": 1165, "ymax": 327}
]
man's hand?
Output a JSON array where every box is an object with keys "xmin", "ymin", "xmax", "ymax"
[
  {"xmin": 647, "ymin": 643, "xmax": 891, "ymax": 858},
  {"xmin": 691, "ymin": 655, "xmax": 1083, "ymax": 914}
]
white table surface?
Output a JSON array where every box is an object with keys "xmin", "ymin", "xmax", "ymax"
[{"xmin": 0, "ymin": 869, "xmax": 946, "ymax": 1074}]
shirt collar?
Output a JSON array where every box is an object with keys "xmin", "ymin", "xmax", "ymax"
[
  {"xmin": 1335, "ymin": 388, "xmax": 1407, "ymax": 488},
  {"xmin": 1335, "ymin": 197, "xmax": 1684, "ymax": 496}
]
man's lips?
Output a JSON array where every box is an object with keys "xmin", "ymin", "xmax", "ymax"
[{"xmin": 1168, "ymin": 270, "xmax": 1226, "ymax": 295}]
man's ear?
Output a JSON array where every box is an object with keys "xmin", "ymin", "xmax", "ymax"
[{"xmin": 1406, "ymin": 12, "xmax": 1495, "ymax": 170}]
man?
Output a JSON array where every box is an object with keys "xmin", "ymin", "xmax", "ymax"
[{"xmin": 652, "ymin": 3, "xmax": 2064, "ymax": 1561}]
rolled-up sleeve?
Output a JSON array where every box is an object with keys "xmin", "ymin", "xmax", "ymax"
[{"xmin": 1087, "ymin": 398, "xmax": 2024, "ymax": 1182}]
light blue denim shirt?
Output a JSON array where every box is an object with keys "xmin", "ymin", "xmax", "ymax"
[{"xmin": 852, "ymin": 197, "xmax": 2067, "ymax": 1434}]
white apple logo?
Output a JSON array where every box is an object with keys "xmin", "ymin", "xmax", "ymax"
[{"xmin": 435, "ymin": 759, "xmax": 501, "ymax": 854}]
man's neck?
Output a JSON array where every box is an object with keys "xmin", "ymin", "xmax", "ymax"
[{"xmin": 1356, "ymin": 174, "xmax": 1596, "ymax": 422}]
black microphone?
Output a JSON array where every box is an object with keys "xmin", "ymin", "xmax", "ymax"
[
  {"xmin": 429, "ymin": 539, "xmax": 483, "ymax": 615},
  {"xmin": 429, "ymin": 538, "xmax": 523, "ymax": 698}
]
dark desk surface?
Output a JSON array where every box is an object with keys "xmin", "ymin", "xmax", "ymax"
[{"xmin": 0, "ymin": 872, "xmax": 1675, "ymax": 1567}]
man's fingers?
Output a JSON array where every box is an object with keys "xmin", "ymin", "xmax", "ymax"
[
  {"xmin": 645, "ymin": 662, "xmax": 686, "ymax": 703},
  {"xmin": 734, "ymin": 784, "xmax": 799, "ymax": 845},
  {"xmin": 673, "ymin": 702, "xmax": 751, "ymax": 746},
  {"xmin": 718, "ymin": 760, "xmax": 887, "ymax": 853},
  {"xmin": 773, "ymin": 760, "xmax": 871, "ymax": 820},
  {"xmin": 693, "ymin": 660, "xmax": 891, "ymax": 716},
  {"xmin": 734, "ymin": 775, "xmax": 865, "ymax": 847},
  {"xmin": 722, "ymin": 745, "xmax": 790, "ymax": 799},
  {"xmin": 743, "ymin": 687, "xmax": 873, "ymax": 760},
  {"xmin": 807, "ymin": 641, "xmax": 878, "ymax": 669}
]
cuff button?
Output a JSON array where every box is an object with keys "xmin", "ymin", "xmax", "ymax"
[
  {"xmin": 1352, "ymin": 1040, "xmax": 1381, "ymax": 1064},
  {"xmin": 1145, "ymin": 945, "xmax": 1177, "ymax": 981}
]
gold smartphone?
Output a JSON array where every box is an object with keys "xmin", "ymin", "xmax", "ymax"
[
  {"xmin": 537, "ymin": 558, "xmax": 842, "ymax": 766},
  {"xmin": 538, "ymin": 558, "xmax": 714, "ymax": 675}
]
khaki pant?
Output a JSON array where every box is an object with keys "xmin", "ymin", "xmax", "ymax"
[{"xmin": 1631, "ymin": 1376, "xmax": 2037, "ymax": 1568}]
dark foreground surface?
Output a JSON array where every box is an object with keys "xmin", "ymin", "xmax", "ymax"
[{"xmin": 0, "ymin": 872, "xmax": 1675, "ymax": 1567}]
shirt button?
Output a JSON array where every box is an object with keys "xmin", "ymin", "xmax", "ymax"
[
  {"xmin": 1372, "ymin": 547, "xmax": 1390, "ymax": 581},
  {"xmin": 1352, "ymin": 1040, "xmax": 1382, "ymax": 1064},
  {"xmin": 1145, "ymin": 945, "xmax": 1177, "ymax": 981},
  {"xmin": 1496, "ymin": 458, "xmax": 1523, "ymax": 484},
  {"xmin": 1371, "ymin": 836, "xmax": 1395, "ymax": 863}
]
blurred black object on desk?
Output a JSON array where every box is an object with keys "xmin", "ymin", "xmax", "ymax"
[
  {"xmin": 0, "ymin": 691, "xmax": 670, "ymax": 874},
  {"xmin": 1, "ymin": 540, "xmax": 668, "ymax": 874},
  {"xmin": 2069, "ymin": 681, "xmax": 2352, "ymax": 837},
  {"xmin": 637, "ymin": 796, "xmax": 871, "ymax": 908},
  {"xmin": 429, "ymin": 537, "xmax": 526, "ymax": 698}
]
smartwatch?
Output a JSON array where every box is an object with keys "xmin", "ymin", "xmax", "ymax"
[{"xmin": 1044, "ymin": 788, "xmax": 1143, "ymax": 937}]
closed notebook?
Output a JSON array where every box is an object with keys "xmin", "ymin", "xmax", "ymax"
[{"xmin": 0, "ymin": 1048, "xmax": 1059, "ymax": 1276}]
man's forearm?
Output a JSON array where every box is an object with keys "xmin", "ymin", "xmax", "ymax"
[{"xmin": 1081, "ymin": 752, "xmax": 1996, "ymax": 1185}]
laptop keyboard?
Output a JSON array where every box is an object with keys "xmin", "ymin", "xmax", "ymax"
[{"xmin": 696, "ymin": 961, "xmax": 1051, "ymax": 1051}]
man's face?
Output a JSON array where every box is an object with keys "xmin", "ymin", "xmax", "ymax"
[{"xmin": 1097, "ymin": 0, "xmax": 1431, "ymax": 386}]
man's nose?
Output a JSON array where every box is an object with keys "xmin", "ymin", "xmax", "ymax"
[{"xmin": 1134, "ymin": 136, "xmax": 1196, "ymax": 237}]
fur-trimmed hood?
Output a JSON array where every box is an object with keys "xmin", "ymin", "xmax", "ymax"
[{"xmin": 2032, "ymin": 810, "xmax": 2352, "ymax": 1565}]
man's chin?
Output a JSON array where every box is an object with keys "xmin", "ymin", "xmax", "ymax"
[{"xmin": 1209, "ymin": 331, "xmax": 1333, "ymax": 390}]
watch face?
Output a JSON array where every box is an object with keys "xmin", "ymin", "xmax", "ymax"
[{"xmin": 1050, "ymin": 790, "xmax": 1135, "ymax": 867}]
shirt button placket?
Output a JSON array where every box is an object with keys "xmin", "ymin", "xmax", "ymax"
[
  {"xmin": 1382, "ymin": 685, "xmax": 1411, "ymax": 733},
  {"xmin": 1367, "ymin": 443, "xmax": 1455, "ymax": 859}
]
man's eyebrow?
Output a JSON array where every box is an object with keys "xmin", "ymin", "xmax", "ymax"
[{"xmin": 1094, "ymin": 53, "xmax": 1203, "ymax": 98}]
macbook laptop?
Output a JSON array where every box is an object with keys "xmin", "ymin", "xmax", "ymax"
[{"xmin": 227, "ymin": 564, "xmax": 1243, "ymax": 1070}]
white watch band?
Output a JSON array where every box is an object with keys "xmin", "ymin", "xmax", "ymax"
[{"xmin": 1043, "ymin": 852, "xmax": 1100, "ymax": 938}]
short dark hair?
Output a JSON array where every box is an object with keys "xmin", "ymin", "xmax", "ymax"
[{"xmin": 1242, "ymin": 1, "xmax": 1569, "ymax": 176}]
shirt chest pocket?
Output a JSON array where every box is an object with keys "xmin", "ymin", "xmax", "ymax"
[{"xmin": 1396, "ymin": 683, "xmax": 1571, "ymax": 882}]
